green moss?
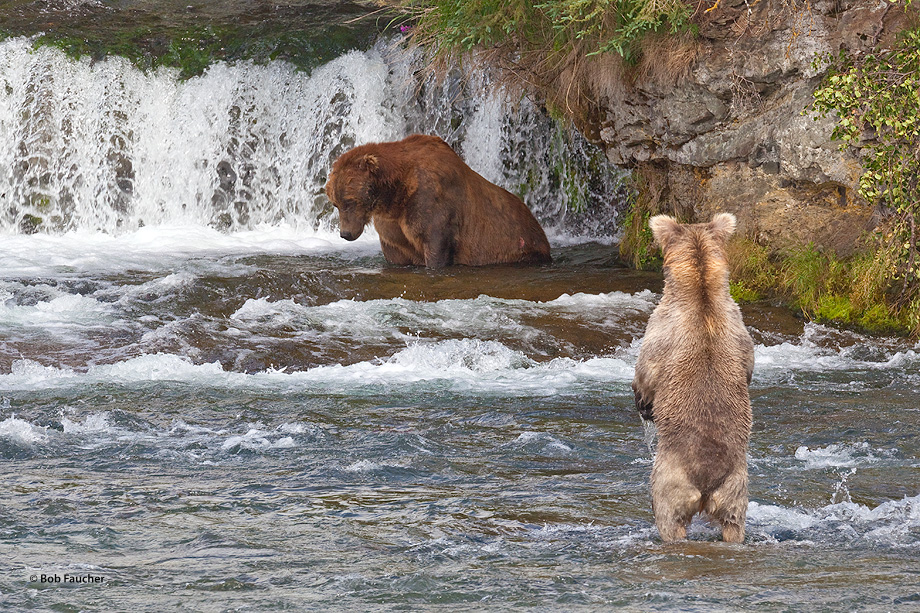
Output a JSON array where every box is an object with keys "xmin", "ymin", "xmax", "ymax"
[
  {"xmin": 619, "ymin": 206, "xmax": 661, "ymax": 271},
  {"xmin": 5, "ymin": 4, "xmax": 398, "ymax": 79},
  {"xmin": 512, "ymin": 119, "xmax": 622, "ymax": 215},
  {"xmin": 32, "ymin": 195, "xmax": 52, "ymax": 211},
  {"xmin": 814, "ymin": 294, "xmax": 854, "ymax": 323},
  {"xmin": 771, "ymin": 241, "xmax": 917, "ymax": 336},
  {"xmin": 806, "ymin": 294, "xmax": 903, "ymax": 334},
  {"xmin": 552, "ymin": 125, "xmax": 609, "ymax": 214},
  {"xmin": 857, "ymin": 303, "xmax": 903, "ymax": 334},
  {"xmin": 19, "ymin": 214, "xmax": 43, "ymax": 234},
  {"xmin": 729, "ymin": 280, "xmax": 761, "ymax": 304}
]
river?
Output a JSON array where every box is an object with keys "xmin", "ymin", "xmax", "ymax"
[{"xmin": 0, "ymin": 12, "xmax": 919, "ymax": 613}]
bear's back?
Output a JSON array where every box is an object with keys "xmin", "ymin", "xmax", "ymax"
[
  {"xmin": 638, "ymin": 215, "xmax": 754, "ymax": 469},
  {"xmin": 396, "ymin": 135, "xmax": 551, "ymax": 265}
]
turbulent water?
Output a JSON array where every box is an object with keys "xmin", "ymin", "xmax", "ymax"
[{"xmin": 0, "ymin": 34, "xmax": 919, "ymax": 613}]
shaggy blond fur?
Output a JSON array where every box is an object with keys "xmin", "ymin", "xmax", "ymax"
[{"xmin": 633, "ymin": 213, "xmax": 755, "ymax": 543}]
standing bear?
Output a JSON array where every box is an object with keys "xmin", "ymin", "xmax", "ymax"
[
  {"xmin": 632, "ymin": 213, "xmax": 755, "ymax": 543},
  {"xmin": 325, "ymin": 134, "xmax": 551, "ymax": 268}
]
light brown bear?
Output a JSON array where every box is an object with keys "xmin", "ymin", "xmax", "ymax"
[
  {"xmin": 632, "ymin": 213, "xmax": 755, "ymax": 543},
  {"xmin": 324, "ymin": 134, "xmax": 551, "ymax": 268}
]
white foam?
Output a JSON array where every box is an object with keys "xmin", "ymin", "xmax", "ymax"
[
  {"xmin": 792, "ymin": 442, "xmax": 885, "ymax": 470},
  {"xmin": 749, "ymin": 494, "xmax": 920, "ymax": 546},
  {"xmin": 221, "ymin": 427, "xmax": 298, "ymax": 451},
  {"xmin": 343, "ymin": 459, "xmax": 405, "ymax": 473},
  {"xmin": 389, "ymin": 339, "xmax": 531, "ymax": 374},
  {"xmin": 0, "ymin": 224, "xmax": 380, "ymax": 277},
  {"xmin": 169, "ymin": 420, "xmax": 224, "ymax": 437},
  {"xmin": 753, "ymin": 323, "xmax": 920, "ymax": 380},
  {"xmin": 514, "ymin": 431, "xmax": 546, "ymax": 444},
  {"xmin": 61, "ymin": 412, "xmax": 113, "ymax": 434},
  {"xmin": 546, "ymin": 289, "xmax": 657, "ymax": 310},
  {"xmin": 228, "ymin": 291, "xmax": 657, "ymax": 348},
  {"xmin": 56, "ymin": 411, "xmax": 169, "ymax": 451},
  {"xmin": 231, "ymin": 297, "xmax": 300, "ymax": 321},
  {"xmin": 278, "ymin": 422, "xmax": 321, "ymax": 436},
  {"xmin": 93, "ymin": 354, "xmax": 235, "ymax": 384},
  {"xmin": 0, "ymin": 355, "xmax": 240, "ymax": 390},
  {"xmin": 0, "ymin": 292, "xmax": 112, "ymax": 329},
  {"xmin": 512, "ymin": 431, "xmax": 574, "ymax": 454},
  {"xmin": 7, "ymin": 359, "xmax": 81, "ymax": 386},
  {"xmin": 747, "ymin": 501, "xmax": 819, "ymax": 532},
  {"xmin": 0, "ymin": 338, "xmax": 636, "ymax": 395},
  {"xmin": 0, "ymin": 415, "xmax": 49, "ymax": 445}
]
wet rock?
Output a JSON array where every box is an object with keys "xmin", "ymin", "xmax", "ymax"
[
  {"xmin": 19, "ymin": 213, "xmax": 42, "ymax": 234},
  {"xmin": 698, "ymin": 162, "xmax": 875, "ymax": 257},
  {"xmin": 589, "ymin": 0, "xmax": 907, "ymax": 255}
]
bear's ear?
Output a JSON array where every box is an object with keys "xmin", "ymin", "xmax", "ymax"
[
  {"xmin": 649, "ymin": 214, "xmax": 682, "ymax": 249},
  {"xmin": 709, "ymin": 212, "xmax": 737, "ymax": 242},
  {"xmin": 358, "ymin": 154, "xmax": 380, "ymax": 174}
]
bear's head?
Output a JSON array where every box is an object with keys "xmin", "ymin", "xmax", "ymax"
[
  {"xmin": 324, "ymin": 151, "xmax": 384, "ymax": 241},
  {"xmin": 648, "ymin": 212, "xmax": 736, "ymax": 288}
]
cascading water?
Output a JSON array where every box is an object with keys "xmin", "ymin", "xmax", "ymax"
[{"xmin": 0, "ymin": 37, "xmax": 625, "ymax": 238}]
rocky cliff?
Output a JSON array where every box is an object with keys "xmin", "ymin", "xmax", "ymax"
[{"xmin": 582, "ymin": 0, "xmax": 909, "ymax": 255}]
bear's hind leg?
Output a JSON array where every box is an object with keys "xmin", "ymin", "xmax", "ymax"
[
  {"xmin": 655, "ymin": 511, "xmax": 692, "ymax": 542},
  {"xmin": 705, "ymin": 466, "xmax": 748, "ymax": 543},
  {"xmin": 651, "ymin": 462, "xmax": 702, "ymax": 542},
  {"xmin": 720, "ymin": 521, "xmax": 745, "ymax": 543}
]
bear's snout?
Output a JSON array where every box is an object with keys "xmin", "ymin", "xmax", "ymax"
[{"xmin": 340, "ymin": 228, "xmax": 360, "ymax": 241}]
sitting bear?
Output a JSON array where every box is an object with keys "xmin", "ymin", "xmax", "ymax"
[
  {"xmin": 632, "ymin": 213, "xmax": 755, "ymax": 543},
  {"xmin": 324, "ymin": 134, "xmax": 551, "ymax": 268}
]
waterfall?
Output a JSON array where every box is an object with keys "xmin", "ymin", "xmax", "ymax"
[{"xmin": 0, "ymin": 37, "xmax": 626, "ymax": 239}]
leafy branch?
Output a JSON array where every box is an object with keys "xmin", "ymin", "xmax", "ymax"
[{"xmin": 812, "ymin": 19, "xmax": 920, "ymax": 316}]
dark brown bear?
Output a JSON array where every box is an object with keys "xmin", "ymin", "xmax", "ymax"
[
  {"xmin": 324, "ymin": 134, "xmax": 551, "ymax": 268},
  {"xmin": 632, "ymin": 213, "xmax": 755, "ymax": 543}
]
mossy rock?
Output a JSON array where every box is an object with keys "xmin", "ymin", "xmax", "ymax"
[
  {"xmin": 4, "ymin": 1, "xmax": 401, "ymax": 78},
  {"xmin": 19, "ymin": 214, "xmax": 42, "ymax": 234}
]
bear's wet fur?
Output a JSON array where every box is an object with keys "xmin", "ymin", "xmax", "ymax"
[
  {"xmin": 632, "ymin": 212, "xmax": 755, "ymax": 543},
  {"xmin": 325, "ymin": 134, "xmax": 551, "ymax": 268}
]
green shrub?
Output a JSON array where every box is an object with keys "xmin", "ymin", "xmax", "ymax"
[
  {"xmin": 401, "ymin": 0, "xmax": 694, "ymax": 63},
  {"xmin": 780, "ymin": 244, "xmax": 831, "ymax": 314},
  {"xmin": 812, "ymin": 6, "xmax": 920, "ymax": 333},
  {"xmin": 726, "ymin": 237, "xmax": 774, "ymax": 297}
]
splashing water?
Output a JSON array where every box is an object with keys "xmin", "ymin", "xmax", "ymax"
[{"xmin": 0, "ymin": 37, "xmax": 625, "ymax": 238}]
